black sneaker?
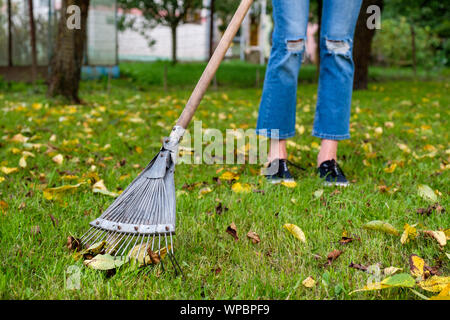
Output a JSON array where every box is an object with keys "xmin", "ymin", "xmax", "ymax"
[
  {"xmin": 318, "ymin": 159, "xmax": 349, "ymax": 187},
  {"xmin": 264, "ymin": 159, "xmax": 294, "ymax": 184}
]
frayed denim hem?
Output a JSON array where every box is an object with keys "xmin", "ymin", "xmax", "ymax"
[
  {"xmin": 255, "ymin": 129, "xmax": 296, "ymax": 139},
  {"xmin": 311, "ymin": 131, "xmax": 350, "ymax": 141}
]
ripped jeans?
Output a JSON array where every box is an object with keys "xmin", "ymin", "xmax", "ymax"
[{"xmin": 256, "ymin": 0, "xmax": 363, "ymax": 140}]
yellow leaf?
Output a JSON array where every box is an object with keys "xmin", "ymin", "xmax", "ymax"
[
  {"xmin": 400, "ymin": 223, "xmax": 417, "ymax": 244},
  {"xmin": 384, "ymin": 163, "xmax": 397, "ymax": 173},
  {"xmin": 350, "ymin": 273, "xmax": 415, "ymax": 294},
  {"xmin": 418, "ymin": 276, "xmax": 450, "ymax": 293},
  {"xmin": 43, "ymin": 183, "xmax": 83, "ymax": 201},
  {"xmin": 1, "ymin": 167, "xmax": 19, "ymax": 175},
  {"xmin": 0, "ymin": 177, "xmax": 5, "ymax": 183},
  {"xmin": 231, "ymin": 183, "xmax": 251, "ymax": 194},
  {"xmin": 135, "ymin": 146, "xmax": 143, "ymax": 154},
  {"xmin": 219, "ymin": 171, "xmax": 240, "ymax": 181},
  {"xmin": 281, "ymin": 181, "xmax": 297, "ymax": 188},
  {"xmin": 409, "ymin": 254, "xmax": 429, "ymax": 280},
  {"xmin": 384, "ymin": 267, "xmax": 403, "ymax": 276},
  {"xmin": 92, "ymin": 179, "xmax": 107, "ymax": 191},
  {"xmin": 444, "ymin": 229, "xmax": 450, "ymax": 241},
  {"xmin": 19, "ymin": 156, "xmax": 27, "ymax": 168},
  {"xmin": 198, "ymin": 187, "xmax": 213, "ymax": 196},
  {"xmin": 283, "ymin": 223, "xmax": 306, "ymax": 243},
  {"xmin": 363, "ymin": 220, "xmax": 399, "ymax": 236},
  {"xmin": 423, "ymin": 230, "xmax": 447, "ymax": 247},
  {"xmin": 302, "ymin": 276, "xmax": 316, "ymax": 288},
  {"xmin": 430, "ymin": 284, "xmax": 450, "ymax": 300},
  {"xmin": 52, "ymin": 154, "xmax": 64, "ymax": 165}
]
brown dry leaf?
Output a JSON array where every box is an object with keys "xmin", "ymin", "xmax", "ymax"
[
  {"xmin": 302, "ymin": 276, "xmax": 316, "ymax": 288},
  {"xmin": 247, "ymin": 231, "xmax": 260, "ymax": 244},
  {"xmin": 416, "ymin": 203, "xmax": 445, "ymax": 215},
  {"xmin": 226, "ymin": 222, "xmax": 239, "ymax": 241},
  {"xmin": 423, "ymin": 230, "xmax": 447, "ymax": 247},
  {"xmin": 326, "ymin": 250, "xmax": 343, "ymax": 266},
  {"xmin": 339, "ymin": 230, "xmax": 356, "ymax": 245},
  {"xmin": 0, "ymin": 200, "xmax": 8, "ymax": 214},
  {"xmin": 215, "ymin": 202, "xmax": 228, "ymax": 215},
  {"xmin": 349, "ymin": 262, "xmax": 368, "ymax": 272},
  {"xmin": 67, "ymin": 236, "xmax": 82, "ymax": 251}
]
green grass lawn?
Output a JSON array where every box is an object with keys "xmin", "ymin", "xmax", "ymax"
[{"xmin": 0, "ymin": 68, "xmax": 448, "ymax": 299}]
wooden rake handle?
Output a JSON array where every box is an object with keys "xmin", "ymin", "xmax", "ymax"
[{"xmin": 175, "ymin": 0, "xmax": 254, "ymax": 129}]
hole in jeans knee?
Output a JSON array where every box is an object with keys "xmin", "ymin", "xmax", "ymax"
[
  {"xmin": 325, "ymin": 40, "xmax": 350, "ymax": 55},
  {"xmin": 287, "ymin": 39, "xmax": 305, "ymax": 52}
]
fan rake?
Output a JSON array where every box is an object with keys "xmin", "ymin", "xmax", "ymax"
[{"xmin": 77, "ymin": 0, "xmax": 254, "ymax": 276}]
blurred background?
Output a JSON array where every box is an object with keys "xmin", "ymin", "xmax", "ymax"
[{"xmin": 0, "ymin": 0, "xmax": 448, "ymax": 98}]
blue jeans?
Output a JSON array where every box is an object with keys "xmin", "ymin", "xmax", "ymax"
[{"xmin": 256, "ymin": 0, "xmax": 362, "ymax": 140}]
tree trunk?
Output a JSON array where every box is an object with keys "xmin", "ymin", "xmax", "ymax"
[
  {"xmin": 353, "ymin": 0, "xmax": 383, "ymax": 90},
  {"xmin": 209, "ymin": 0, "xmax": 215, "ymax": 59},
  {"xmin": 28, "ymin": 0, "xmax": 38, "ymax": 83},
  {"xmin": 410, "ymin": 24, "xmax": 417, "ymax": 76},
  {"xmin": 171, "ymin": 25, "xmax": 177, "ymax": 64},
  {"xmin": 47, "ymin": 0, "xmax": 90, "ymax": 103},
  {"xmin": 7, "ymin": 0, "xmax": 12, "ymax": 67}
]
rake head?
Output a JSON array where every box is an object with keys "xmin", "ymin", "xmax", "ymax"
[{"xmin": 79, "ymin": 126, "xmax": 185, "ymax": 276}]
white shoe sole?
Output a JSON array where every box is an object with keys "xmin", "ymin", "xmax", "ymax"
[{"xmin": 323, "ymin": 181, "xmax": 350, "ymax": 187}]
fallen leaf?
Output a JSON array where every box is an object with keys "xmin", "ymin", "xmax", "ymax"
[
  {"xmin": 363, "ymin": 220, "xmax": 399, "ymax": 236},
  {"xmin": 231, "ymin": 182, "xmax": 251, "ymax": 193},
  {"xmin": 283, "ymin": 223, "xmax": 306, "ymax": 243},
  {"xmin": 326, "ymin": 249, "xmax": 343, "ymax": 265},
  {"xmin": 313, "ymin": 189, "xmax": 324, "ymax": 198},
  {"xmin": 219, "ymin": 171, "xmax": 239, "ymax": 181},
  {"xmin": 281, "ymin": 181, "xmax": 297, "ymax": 188},
  {"xmin": 418, "ymin": 276, "xmax": 450, "ymax": 293},
  {"xmin": 52, "ymin": 154, "xmax": 64, "ymax": 165},
  {"xmin": 247, "ymin": 231, "xmax": 260, "ymax": 244},
  {"xmin": 417, "ymin": 184, "xmax": 438, "ymax": 202},
  {"xmin": 215, "ymin": 202, "xmax": 228, "ymax": 215},
  {"xmin": 1, "ymin": 167, "xmax": 19, "ymax": 174},
  {"xmin": 198, "ymin": 186, "xmax": 213, "ymax": 197},
  {"xmin": 349, "ymin": 262, "xmax": 368, "ymax": 272},
  {"xmin": 429, "ymin": 284, "xmax": 450, "ymax": 300},
  {"xmin": 226, "ymin": 222, "xmax": 239, "ymax": 241},
  {"xmin": 302, "ymin": 276, "xmax": 316, "ymax": 288},
  {"xmin": 384, "ymin": 266, "xmax": 403, "ymax": 276},
  {"xmin": 384, "ymin": 163, "xmax": 397, "ymax": 173},
  {"xmin": 0, "ymin": 177, "xmax": 5, "ymax": 183},
  {"xmin": 92, "ymin": 179, "xmax": 119, "ymax": 197},
  {"xmin": 67, "ymin": 236, "xmax": 82, "ymax": 251},
  {"xmin": 48, "ymin": 214, "xmax": 58, "ymax": 227},
  {"xmin": 19, "ymin": 156, "xmax": 27, "ymax": 168},
  {"xmin": 400, "ymin": 223, "xmax": 418, "ymax": 244},
  {"xmin": 43, "ymin": 183, "xmax": 83, "ymax": 201},
  {"xmin": 0, "ymin": 200, "xmax": 8, "ymax": 213},
  {"xmin": 416, "ymin": 203, "xmax": 445, "ymax": 215},
  {"xmin": 423, "ymin": 230, "xmax": 447, "ymax": 247},
  {"xmin": 409, "ymin": 254, "xmax": 438, "ymax": 280},
  {"xmin": 84, "ymin": 254, "xmax": 128, "ymax": 270},
  {"xmin": 350, "ymin": 273, "xmax": 415, "ymax": 294}
]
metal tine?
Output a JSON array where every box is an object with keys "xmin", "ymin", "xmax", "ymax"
[
  {"xmin": 158, "ymin": 234, "xmax": 166, "ymax": 273},
  {"xmin": 114, "ymin": 233, "xmax": 132, "ymax": 256},
  {"xmin": 136, "ymin": 234, "xmax": 146, "ymax": 261},
  {"xmin": 118, "ymin": 234, "xmax": 135, "ymax": 256},
  {"xmin": 127, "ymin": 234, "xmax": 141, "ymax": 258},
  {"xmin": 81, "ymin": 227, "xmax": 101, "ymax": 244},
  {"xmin": 82, "ymin": 228, "xmax": 104, "ymax": 247},
  {"xmin": 105, "ymin": 232, "xmax": 126, "ymax": 254},
  {"xmin": 142, "ymin": 236, "xmax": 151, "ymax": 261},
  {"xmin": 79, "ymin": 226, "xmax": 95, "ymax": 242}
]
